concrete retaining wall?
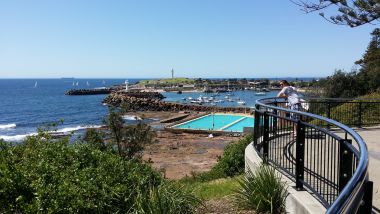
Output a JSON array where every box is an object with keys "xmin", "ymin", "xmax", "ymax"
[{"xmin": 245, "ymin": 143, "xmax": 326, "ymax": 214}]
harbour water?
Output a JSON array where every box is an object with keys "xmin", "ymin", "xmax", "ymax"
[{"xmin": 0, "ymin": 78, "xmax": 279, "ymax": 141}]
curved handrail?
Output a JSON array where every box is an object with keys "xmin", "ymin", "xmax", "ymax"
[{"xmin": 255, "ymin": 97, "xmax": 370, "ymax": 213}]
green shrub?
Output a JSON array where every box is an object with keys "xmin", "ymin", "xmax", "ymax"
[
  {"xmin": 83, "ymin": 128, "xmax": 107, "ymax": 150},
  {"xmin": 234, "ymin": 164, "xmax": 288, "ymax": 213},
  {"xmin": 133, "ymin": 183, "xmax": 201, "ymax": 214},
  {"xmin": 212, "ymin": 134, "xmax": 253, "ymax": 177},
  {"xmin": 0, "ymin": 132, "xmax": 200, "ymax": 213},
  {"xmin": 184, "ymin": 134, "xmax": 253, "ymax": 182}
]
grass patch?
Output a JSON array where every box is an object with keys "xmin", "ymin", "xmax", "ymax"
[
  {"xmin": 137, "ymin": 78, "xmax": 195, "ymax": 86},
  {"xmin": 179, "ymin": 176, "xmax": 241, "ymax": 200}
]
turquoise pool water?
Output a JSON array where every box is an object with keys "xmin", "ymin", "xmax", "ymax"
[
  {"xmin": 223, "ymin": 117, "xmax": 254, "ymax": 132},
  {"xmin": 173, "ymin": 114, "xmax": 254, "ymax": 132}
]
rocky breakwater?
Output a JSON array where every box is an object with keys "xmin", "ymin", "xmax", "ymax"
[
  {"xmin": 104, "ymin": 92, "xmax": 248, "ymax": 113},
  {"xmin": 65, "ymin": 88, "xmax": 113, "ymax": 95}
]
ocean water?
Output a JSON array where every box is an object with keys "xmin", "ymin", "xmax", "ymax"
[
  {"xmin": 0, "ymin": 79, "xmax": 138, "ymax": 141},
  {"xmin": 0, "ymin": 78, "xmax": 281, "ymax": 142}
]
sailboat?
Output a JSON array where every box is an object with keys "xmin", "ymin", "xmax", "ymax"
[
  {"xmin": 86, "ymin": 81, "xmax": 90, "ymax": 86},
  {"xmin": 102, "ymin": 80, "xmax": 106, "ymax": 85},
  {"xmin": 76, "ymin": 82, "xmax": 79, "ymax": 86},
  {"xmin": 72, "ymin": 81, "xmax": 75, "ymax": 86},
  {"xmin": 34, "ymin": 81, "xmax": 38, "ymax": 88}
]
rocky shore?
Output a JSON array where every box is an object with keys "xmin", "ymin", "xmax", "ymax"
[{"xmin": 104, "ymin": 91, "xmax": 248, "ymax": 113}]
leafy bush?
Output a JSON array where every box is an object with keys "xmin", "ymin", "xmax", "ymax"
[
  {"xmin": 234, "ymin": 164, "xmax": 288, "ymax": 213},
  {"xmin": 212, "ymin": 134, "xmax": 253, "ymax": 177},
  {"xmin": 133, "ymin": 183, "xmax": 201, "ymax": 214},
  {"xmin": 83, "ymin": 128, "xmax": 107, "ymax": 150},
  {"xmin": 186, "ymin": 134, "xmax": 253, "ymax": 182},
  {"xmin": 0, "ymin": 132, "xmax": 199, "ymax": 213}
]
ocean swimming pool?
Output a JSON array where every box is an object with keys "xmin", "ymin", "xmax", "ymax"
[{"xmin": 173, "ymin": 114, "xmax": 254, "ymax": 132}]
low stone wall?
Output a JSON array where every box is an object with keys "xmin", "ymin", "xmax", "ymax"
[{"xmin": 104, "ymin": 92, "xmax": 249, "ymax": 113}]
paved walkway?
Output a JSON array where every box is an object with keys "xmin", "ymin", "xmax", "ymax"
[{"xmin": 353, "ymin": 126, "xmax": 380, "ymax": 208}]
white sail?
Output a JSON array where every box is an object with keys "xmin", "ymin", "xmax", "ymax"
[{"xmin": 34, "ymin": 81, "xmax": 38, "ymax": 88}]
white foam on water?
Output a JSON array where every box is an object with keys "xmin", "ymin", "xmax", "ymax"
[
  {"xmin": 122, "ymin": 115, "xmax": 141, "ymax": 121},
  {"xmin": 55, "ymin": 125, "xmax": 102, "ymax": 133},
  {"xmin": 0, "ymin": 125, "xmax": 102, "ymax": 142},
  {"xmin": 0, "ymin": 123, "xmax": 16, "ymax": 129},
  {"xmin": 0, "ymin": 134, "xmax": 36, "ymax": 142}
]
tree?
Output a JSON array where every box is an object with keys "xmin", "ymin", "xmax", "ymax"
[
  {"xmin": 292, "ymin": 0, "xmax": 380, "ymax": 27},
  {"xmin": 356, "ymin": 28, "xmax": 380, "ymax": 92},
  {"xmin": 106, "ymin": 107, "xmax": 124, "ymax": 156},
  {"xmin": 105, "ymin": 108, "xmax": 157, "ymax": 159},
  {"xmin": 311, "ymin": 28, "xmax": 380, "ymax": 97},
  {"xmin": 83, "ymin": 128, "xmax": 106, "ymax": 150},
  {"xmin": 121, "ymin": 122, "xmax": 157, "ymax": 159},
  {"xmin": 322, "ymin": 70, "xmax": 361, "ymax": 97}
]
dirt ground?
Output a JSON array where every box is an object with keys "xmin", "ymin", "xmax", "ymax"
[
  {"xmin": 143, "ymin": 131, "xmax": 237, "ymax": 179},
  {"xmin": 197, "ymin": 198, "xmax": 255, "ymax": 214}
]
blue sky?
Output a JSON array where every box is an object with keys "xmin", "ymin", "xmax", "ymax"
[{"xmin": 0, "ymin": 0, "xmax": 376, "ymax": 78}]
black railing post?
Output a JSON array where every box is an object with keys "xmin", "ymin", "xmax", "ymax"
[
  {"xmin": 295, "ymin": 119, "xmax": 305, "ymax": 190},
  {"xmin": 339, "ymin": 139, "xmax": 353, "ymax": 192},
  {"xmin": 327, "ymin": 102, "xmax": 331, "ymax": 129},
  {"xmin": 263, "ymin": 111, "xmax": 269, "ymax": 160},
  {"xmin": 357, "ymin": 102, "xmax": 362, "ymax": 127},
  {"xmin": 254, "ymin": 109, "xmax": 261, "ymax": 147},
  {"xmin": 358, "ymin": 181, "xmax": 373, "ymax": 213},
  {"xmin": 273, "ymin": 101, "xmax": 278, "ymax": 135}
]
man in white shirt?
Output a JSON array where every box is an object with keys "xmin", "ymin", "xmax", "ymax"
[
  {"xmin": 277, "ymin": 80, "xmax": 301, "ymax": 113},
  {"xmin": 277, "ymin": 80, "xmax": 301, "ymax": 138}
]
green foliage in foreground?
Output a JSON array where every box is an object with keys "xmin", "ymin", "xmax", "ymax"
[
  {"xmin": 134, "ymin": 183, "xmax": 201, "ymax": 214},
  {"xmin": 234, "ymin": 164, "xmax": 288, "ymax": 214},
  {"xmin": 0, "ymin": 132, "xmax": 200, "ymax": 213}
]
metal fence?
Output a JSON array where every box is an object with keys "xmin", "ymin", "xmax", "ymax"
[
  {"xmin": 253, "ymin": 97, "xmax": 373, "ymax": 213},
  {"xmin": 275, "ymin": 98, "xmax": 380, "ymax": 127}
]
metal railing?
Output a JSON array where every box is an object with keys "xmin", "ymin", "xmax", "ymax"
[
  {"xmin": 292, "ymin": 98, "xmax": 380, "ymax": 127},
  {"xmin": 253, "ymin": 97, "xmax": 373, "ymax": 213}
]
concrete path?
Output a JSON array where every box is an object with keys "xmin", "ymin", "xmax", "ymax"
[{"xmin": 353, "ymin": 126, "xmax": 380, "ymax": 208}]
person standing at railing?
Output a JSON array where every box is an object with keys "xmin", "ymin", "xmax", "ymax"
[
  {"xmin": 277, "ymin": 80, "xmax": 301, "ymax": 137},
  {"xmin": 277, "ymin": 80, "xmax": 301, "ymax": 114}
]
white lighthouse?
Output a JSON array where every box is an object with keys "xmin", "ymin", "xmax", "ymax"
[{"xmin": 125, "ymin": 80, "xmax": 129, "ymax": 92}]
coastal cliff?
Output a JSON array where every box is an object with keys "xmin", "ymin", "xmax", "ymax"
[{"xmin": 104, "ymin": 91, "xmax": 248, "ymax": 113}]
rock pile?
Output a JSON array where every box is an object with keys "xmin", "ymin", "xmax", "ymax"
[
  {"xmin": 65, "ymin": 88, "xmax": 112, "ymax": 95},
  {"xmin": 104, "ymin": 92, "xmax": 249, "ymax": 113}
]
